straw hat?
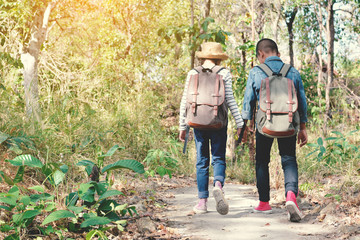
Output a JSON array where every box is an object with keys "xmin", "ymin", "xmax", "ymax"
[{"xmin": 195, "ymin": 42, "xmax": 229, "ymax": 60}]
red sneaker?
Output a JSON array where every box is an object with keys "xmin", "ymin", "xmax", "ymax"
[
  {"xmin": 286, "ymin": 191, "xmax": 304, "ymax": 222},
  {"xmin": 253, "ymin": 201, "xmax": 272, "ymax": 214}
]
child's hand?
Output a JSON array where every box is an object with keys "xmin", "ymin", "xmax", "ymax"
[
  {"xmin": 297, "ymin": 129, "xmax": 308, "ymax": 147},
  {"xmin": 179, "ymin": 130, "xmax": 186, "ymax": 142}
]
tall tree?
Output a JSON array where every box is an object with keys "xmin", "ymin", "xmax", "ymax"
[
  {"xmin": 20, "ymin": 1, "xmax": 55, "ymax": 124},
  {"xmin": 284, "ymin": 5, "xmax": 298, "ymax": 66}
]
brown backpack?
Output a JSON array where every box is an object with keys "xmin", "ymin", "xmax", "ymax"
[
  {"xmin": 185, "ymin": 66, "xmax": 228, "ymax": 129},
  {"xmin": 256, "ymin": 63, "xmax": 300, "ymax": 138}
]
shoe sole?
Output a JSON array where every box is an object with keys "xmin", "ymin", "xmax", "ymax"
[
  {"xmin": 213, "ymin": 187, "xmax": 229, "ymax": 215},
  {"xmin": 286, "ymin": 201, "xmax": 303, "ymax": 222},
  {"xmin": 253, "ymin": 208, "xmax": 273, "ymax": 214}
]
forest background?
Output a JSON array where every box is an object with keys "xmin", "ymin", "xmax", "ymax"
[{"xmin": 0, "ymin": 0, "xmax": 359, "ymax": 239}]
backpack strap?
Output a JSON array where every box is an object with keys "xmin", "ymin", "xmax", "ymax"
[
  {"xmin": 212, "ymin": 74, "xmax": 222, "ymax": 116},
  {"xmin": 257, "ymin": 64, "xmax": 273, "ymax": 77},
  {"xmin": 280, "ymin": 64, "xmax": 291, "ymax": 77},
  {"xmin": 212, "ymin": 65, "xmax": 225, "ymax": 74}
]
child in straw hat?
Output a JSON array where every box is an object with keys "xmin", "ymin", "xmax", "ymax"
[{"xmin": 179, "ymin": 42, "xmax": 244, "ymax": 215}]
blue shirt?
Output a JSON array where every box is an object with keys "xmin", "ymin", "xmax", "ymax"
[{"xmin": 241, "ymin": 56, "xmax": 308, "ymax": 123}]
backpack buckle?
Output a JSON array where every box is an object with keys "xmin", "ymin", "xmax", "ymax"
[
  {"xmin": 288, "ymin": 111, "xmax": 293, "ymax": 122},
  {"xmin": 272, "ymin": 72, "xmax": 282, "ymax": 76},
  {"xmin": 266, "ymin": 109, "xmax": 271, "ymax": 120}
]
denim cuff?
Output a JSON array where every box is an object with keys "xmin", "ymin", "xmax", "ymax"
[
  {"xmin": 213, "ymin": 176, "xmax": 225, "ymax": 186},
  {"xmin": 198, "ymin": 191, "xmax": 209, "ymax": 199}
]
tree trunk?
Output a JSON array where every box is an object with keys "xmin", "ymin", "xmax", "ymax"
[
  {"xmin": 325, "ymin": 0, "xmax": 335, "ymax": 120},
  {"xmin": 190, "ymin": 0, "xmax": 195, "ymax": 68},
  {"xmin": 21, "ymin": 2, "xmax": 53, "ymax": 124},
  {"xmin": 204, "ymin": 0, "xmax": 211, "ymax": 18},
  {"xmin": 285, "ymin": 7, "xmax": 298, "ymax": 66}
]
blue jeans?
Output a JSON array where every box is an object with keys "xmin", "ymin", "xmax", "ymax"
[
  {"xmin": 256, "ymin": 131, "xmax": 298, "ymax": 202},
  {"xmin": 194, "ymin": 127, "xmax": 227, "ymax": 199}
]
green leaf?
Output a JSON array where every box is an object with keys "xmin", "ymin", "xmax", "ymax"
[
  {"xmin": 77, "ymin": 160, "xmax": 95, "ymax": 167},
  {"xmin": 19, "ymin": 196, "xmax": 31, "ymax": 206},
  {"xmin": 42, "ymin": 210, "xmax": 76, "ymax": 225},
  {"xmin": 156, "ymin": 166, "xmax": 167, "ymax": 178},
  {"xmin": 13, "ymin": 166, "xmax": 25, "ymax": 183},
  {"xmin": 67, "ymin": 206, "xmax": 85, "ymax": 215},
  {"xmin": 0, "ymin": 205, "xmax": 11, "ymax": 211},
  {"xmin": 317, "ymin": 137, "xmax": 323, "ymax": 146},
  {"xmin": 99, "ymin": 190, "xmax": 124, "ymax": 201},
  {"xmin": 86, "ymin": 229, "xmax": 108, "ymax": 240},
  {"xmin": 101, "ymin": 145, "xmax": 123, "ymax": 157},
  {"xmin": 102, "ymin": 159, "xmax": 145, "ymax": 174},
  {"xmin": 332, "ymin": 131, "xmax": 343, "ymax": 137},
  {"xmin": 44, "ymin": 202, "xmax": 56, "ymax": 212},
  {"xmin": 8, "ymin": 155, "xmax": 43, "ymax": 168},
  {"xmin": 0, "ymin": 171, "xmax": 14, "ymax": 185},
  {"xmin": 80, "ymin": 216, "xmax": 111, "ymax": 228},
  {"xmin": 325, "ymin": 137, "xmax": 338, "ymax": 141},
  {"xmin": 94, "ymin": 182, "xmax": 108, "ymax": 195},
  {"xmin": 53, "ymin": 170, "xmax": 65, "ymax": 186},
  {"xmin": 60, "ymin": 164, "xmax": 69, "ymax": 173},
  {"xmin": 28, "ymin": 185, "xmax": 45, "ymax": 193},
  {"xmin": 0, "ymin": 131, "xmax": 10, "ymax": 145},
  {"xmin": 4, "ymin": 233, "xmax": 19, "ymax": 240},
  {"xmin": 65, "ymin": 192, "xmax": 79, "ymax": 207}
]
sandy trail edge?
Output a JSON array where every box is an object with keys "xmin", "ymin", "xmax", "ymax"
[{"xmin": 163, "ymin": 183, "xmax": 336, "ymax": 240}]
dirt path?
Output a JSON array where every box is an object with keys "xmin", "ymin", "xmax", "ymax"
[{"xmin": 163, "ymin": 183, "xmax": 339, "ymax": 240}]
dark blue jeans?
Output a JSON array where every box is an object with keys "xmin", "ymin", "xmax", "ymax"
[
  {"xmin": 256, "ymin": 131, "xmax": 298, "ymax": 202},
  {"xmin": 194, "ymin": 127, "xmax": 227, "ymax": 199}
]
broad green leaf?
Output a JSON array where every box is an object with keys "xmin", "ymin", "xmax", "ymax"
[
  {"xmin": 4, "ymin": 233, "xmax": 19, "ymax": 240},
  {"xmin": 13, "ymin": 166, "xmax": 25, "ymax": 183},
  {"xmin": 320, "ymin": 146, "xmax": 326, "ymax": 153},
  {"xmin": 332, "ymin": 131, "xmax": 343, "ymax": 137},
  {"xmin": 12, "ymin": 210, "xmax": 42, "ymax": 224},
  {"xmin": 0, "ymin": 205, "xmax": 11, "ymax": 211},
  {"xmin": 99, "ymin": 190, "xmax": 124, "ymax": 200},
  {"xmin": 77, "ymin": 160, "xmax": 95, "ymax": 167},
  {"xmin": 60, "ymin": 164, "xmax": 69, "ymax": 173},
  {"xmin": 45, "ymin": 202, "xmax": 56, "ymax": 212},
  {"xmin": 42, "ymin": 210, "xmax": 76, "ymax": 225},
  {"xmin": 8, "ymin": 155, "xmax": 43, "ymax": 168},
  {"xmin": 19, "ymin": 196, "xmax": 31, "ymax": 206},
  {"xmin": 28, "ymin": 185, "xmax": 45, "ymax": 193},
  {"xmin": 156, "ymin": 166, "xmax": 167, "ymax": 177},
  {"xmin": 53, "ymin": 170, "xmax": 65, "ymax": 186},
  {"xmin": 67, "ymin": 206, "xmax": 85, "ymax": 215},
  {"xmin": 80, "ymin": 216, "xmax": 111, "ymax": 228},
  {"xmin": 0, "ymin": 171, "xmax": 14, "ymax": 186},
  {"xmin": 101, "ymin": 145, "xmax": 124, "ymax": 157},
  {"xmin": 86, "ymin": 229, "xmax": 108, "ymax": 240},
  {"xmin": 325, "ymin": 137, "xmax": 338, "ymax": 141},
  {"xmin": 94, "ymin": 182, "xmax": 108, "ymax": 195},
  {"xmin": 65, "ymin": 192, "xmax": 79, "ymax": 207},
  {"xmin": 78, "ymin": 183, "xmax": 92, "ymax": 196},
  {"xmin": 317, "ymin": 137, "xmax": 323, "ymax": 146},
  {"xmin": 102, "ymin": 159, "xmax": 145, "ymax": 174}
]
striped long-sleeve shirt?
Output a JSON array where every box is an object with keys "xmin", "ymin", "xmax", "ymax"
[{"xmin": 179, "ymin": 67, "xmax": 244, "ymax": 131}]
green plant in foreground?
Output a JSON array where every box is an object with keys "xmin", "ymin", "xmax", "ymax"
[
  {"xmin": 143, "ymin": 149, "xmax": 178, "ymax": 178},
  {"xmin": 41, "ymin": 145, "xmax": 145, "ymax": 235},
  {"xmin": 306, "ymin": 130, "xmax": 359, "ymax": 166}
]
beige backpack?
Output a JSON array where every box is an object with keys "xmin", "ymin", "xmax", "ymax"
[
  {"xmin": 256, "ymin": 63, "xmax": 300, "ymax": 138},
  {"xmin": 185, "ymin": 66, "xmax": 228, "ymax": 129}
]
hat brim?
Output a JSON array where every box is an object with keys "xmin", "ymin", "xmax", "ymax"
[{"xmin": 195, "ymin": 52, "xmax": 229, "ymax": 60}]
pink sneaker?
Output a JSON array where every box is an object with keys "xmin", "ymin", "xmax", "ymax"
[
  {"xmin": 286, "ymin": 191, "xmax": 304, "ymax": 222},
  {"xmin": 213, "ymin": 181, "xmax": 229, "ymax": 215},
  {"xmin": 253, "ymin": 201, "xmax": 272, "ymax": 214},
  {"xmin": 193, "ymin": 198, "xmax": 207, "ymax": 214}
]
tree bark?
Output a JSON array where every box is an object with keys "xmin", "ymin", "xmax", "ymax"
[
  {"xmin": 285, "ymin": 7, "xmax": 298, "ymax": 66},
  {"xmin": 204, "ymin": 0, "xmax": 211, "ymax": 18},
  {"xmin": 21, "ymin": 2, "xmax": 53, "ymax": 124},
  {"xmin": 190, "ymin": 0, "xmax": 195, "ymax": 68},
  {"xmin": 325, "ymin": 0, "xmax": 335, "ymax": 120}
]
